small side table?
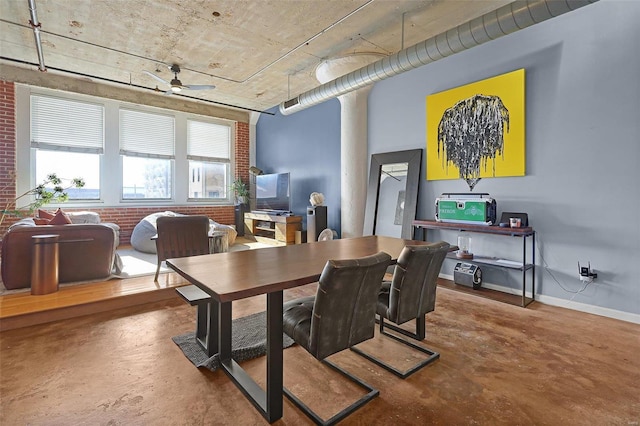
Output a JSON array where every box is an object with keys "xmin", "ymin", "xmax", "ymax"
[
  {"xmin": 31, "ymin": 234, "xmax": 60, "ymax": 295},
  {"xmin": 209, "ymin": 231, "xmax": 229, "ymax": 253}
]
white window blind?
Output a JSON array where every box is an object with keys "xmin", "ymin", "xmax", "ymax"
[
  {"xmin": 187, "ymin": 120, "xmax": 230, "ymax": 162},
  {"xmin": 120, "ymin": 109, "xmax": 175, "ymax": 158},
  {"xmin": 30, "ymin": 95, "xmax": 104, "ymax": 153}
]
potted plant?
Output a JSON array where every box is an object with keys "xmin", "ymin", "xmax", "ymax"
[
  {"xmin": 230, "ymin": 178, "xmax": 250, "ymax": 237},
  {"xmin": 1, "ymin": 172, "xmax": 85, "ymax": 229},
  {"xmin": 230, "ymin": 178, "xmax": 249, "ymax": 206}
]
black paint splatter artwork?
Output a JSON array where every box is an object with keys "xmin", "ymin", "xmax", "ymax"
[{"xmin": 437, "ymin": 94, "xmax": 509, "ymax": 190}]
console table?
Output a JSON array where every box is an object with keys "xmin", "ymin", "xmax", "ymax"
[
  {"xmin": 244, "ymin": 212, "xmax": 302, "ymax": 245},
  {"xmin": 413, "ymin": 219, "xmax": 535, "ymax": 307}
]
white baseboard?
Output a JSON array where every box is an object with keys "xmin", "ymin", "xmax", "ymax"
[
  {"xmin": 439, "ymin": 274, "xmax": 640, "ymax": 325},
  {"xmin": 534, "ymin": 294, "xmax": 640, "ymax": 324}
]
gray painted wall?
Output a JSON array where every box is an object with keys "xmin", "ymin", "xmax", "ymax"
[
  {"xmin": 255, "ymin": 99, "xmax": 341, "ymax": 233},
  {"xmin": 368, "ymin": 0, "xmax": 639, "ymax": 315},
  {"xmin": 256, "ymin": 0, "xmax": 639, "ymax": 317}
]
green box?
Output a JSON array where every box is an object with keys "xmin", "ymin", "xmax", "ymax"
[{"xmin": 435, "ymin": 196, "xmax": 496, "ymax": 225}]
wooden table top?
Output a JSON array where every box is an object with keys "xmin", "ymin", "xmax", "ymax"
[{"xmin": 166, "ymin": 235, "xmax": 429, "ymax": 303}]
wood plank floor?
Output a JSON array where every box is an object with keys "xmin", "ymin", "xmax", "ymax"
[
  {"xmin": 1, "ymin": 282, "xmax": 638, "ymax": 425},
  {"xmin": 0, "ymin": 271, "xmax": 189, "ymax": 331},
  {"xmin": 0, "ymin": 236, "xmax": 275, "ymax": 331}
]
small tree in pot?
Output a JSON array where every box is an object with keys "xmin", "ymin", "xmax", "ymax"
[
  {"xmin": 230, "ymin": 178, "xmax": 249, "ymax": 206},
  {"xmin": 1, "ymin": 172, "xmax": 85, "ymax": 228}
]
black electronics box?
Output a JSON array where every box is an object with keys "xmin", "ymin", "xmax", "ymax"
[
  {"xmin": 499, "ymin": 212, "xmax": 529, "ymax": 227},
  {"xmin": 454, "ymin": 262, "xmax": 483, "ymax": 290}
]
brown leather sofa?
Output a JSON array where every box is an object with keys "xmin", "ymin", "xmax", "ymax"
[{"xmin": 1, "ymin": 219, "xmax": 120, "ymax": 290}]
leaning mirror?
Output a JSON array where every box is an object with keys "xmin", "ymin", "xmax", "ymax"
[{"xmin": 364, "ymin": 149, "xmax": 422, "ymax": 239}]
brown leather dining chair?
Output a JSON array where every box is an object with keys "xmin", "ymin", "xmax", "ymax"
[
  {"xmin": 351, "ymin": 241, "xmax": 450, "ymax": 378},
  {"xmin": 154, "ymin": 215, "xmax": 210, "ymax": 281},
  {"xmin": 282, "ymin": 251, "xmax": 392, "ymax": 426}
]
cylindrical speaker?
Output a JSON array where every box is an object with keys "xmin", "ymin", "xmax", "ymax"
[
  {"xmin": 235, "ymin": 204, "xmax": 247, "ymax": 236},
  {"xmin": 31, "ymin": 234, "xmax": 59, "ymax": 295},
  {"xmin": 307, "ymin": 205, "xmax": 327, "ymax": 242}
]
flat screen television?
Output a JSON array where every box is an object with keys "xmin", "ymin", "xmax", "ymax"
[{"xmin": 255, "ymin": 172, "xmax": 291, "ymax": 212}]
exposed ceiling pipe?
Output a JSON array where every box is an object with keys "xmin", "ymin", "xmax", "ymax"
[
  {"xmin": 280, "ymin": 0, "xmax": 599, "ymax": 115},
  {"xmin": 27, "ymin": 0, "xmax": 47, "ymax": 72}
]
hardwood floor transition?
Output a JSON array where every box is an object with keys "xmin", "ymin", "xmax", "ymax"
[{"xmin": 0, "ymin": 271, "xmax": 189, "ymax": 331}]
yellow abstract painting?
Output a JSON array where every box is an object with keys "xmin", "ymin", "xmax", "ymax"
[{"xmin": 426, "ymin": 69, "xmax": 525, "ymax": 187}]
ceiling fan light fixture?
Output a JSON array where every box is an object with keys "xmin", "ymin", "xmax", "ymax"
[
  {"xmin": 170, "ymin": 76, "xmax": 183, "ymax": 92},
  {"xmin": 146, "ymin": 65, "xmax": 213, "ymax": 95}
]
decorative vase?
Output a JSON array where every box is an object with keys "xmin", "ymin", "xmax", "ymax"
[{"xmin": 456, "ymin": 235, "xmax": 473, "ymax": 259}]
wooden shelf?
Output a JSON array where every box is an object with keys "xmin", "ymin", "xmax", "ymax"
[
  {"xmin": 414, "ymin": 218, "xmax": 536, "ymax": 308},
  {"xmin": 446, "ymin": 253, "xmax": 534, "ymax": 271},
  {"xmin": 413, "ymin": 219, "xmax": 533, "ymax": 236}
]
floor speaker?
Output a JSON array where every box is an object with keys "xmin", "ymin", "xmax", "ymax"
[
  {"xmin": 307, "ymin": 206, "xmax": 327, "ymax": 242},
  {"xmin": 234, "ymin": 204, "xmax": 248, "ymax": 236}
]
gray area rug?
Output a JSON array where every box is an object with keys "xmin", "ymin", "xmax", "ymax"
[{"xmin": 172, "ymin": 311, "xmax": 295, "ymax": 371}]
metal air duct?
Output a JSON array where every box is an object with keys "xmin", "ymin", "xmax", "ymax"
[
  {"xmin": 28, "ymin": 0, "xmax": 47, "ymax": 72},
  {"xmin": 280, "ymin": 0, "xmax": 599, "ymax": 115}
]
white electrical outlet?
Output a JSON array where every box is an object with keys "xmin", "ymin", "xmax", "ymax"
[
  {"xmin": 578, "ymin": 262, "xmax": 597, "ymax": 282},
  {"xmin": 580, "ymin": 274, "xmax": 593, "ymax": 283}
]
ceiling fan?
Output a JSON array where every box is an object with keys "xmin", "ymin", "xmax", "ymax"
[{"xmin": 143, "ymin": 64, "xmax": 215, "ymax": 94}]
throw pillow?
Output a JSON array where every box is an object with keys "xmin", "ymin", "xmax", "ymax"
[
  {"xmin": 66, "ymin": 211, "xmax": 101, "ymax": 224},
  {"xmin": 49, "ymin": 208, "xmax": 73, "ymax": 225},
  {"xmin": 37, "ymin": 209, "xmax": 55, "ymax": 220},
  {"xmin": 8, "ymin": 218, "xmax": 37, "ymax": 231},
  {"xmin": 33, "ymin": 217, "xmax": 51, "ymax": 225}
]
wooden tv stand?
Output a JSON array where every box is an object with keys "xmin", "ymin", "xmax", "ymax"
[{"xmin": 244, "ymin": 212, "xmax": 302, "ymax": 245}]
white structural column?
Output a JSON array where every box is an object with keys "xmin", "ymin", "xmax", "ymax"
[{"xmin": 316, "ymin": 54, "xmax": 384, "ymax": 239}]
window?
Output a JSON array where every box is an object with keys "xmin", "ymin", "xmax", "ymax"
[
  {"xmin": 120, "ymin": 109, "xmax": 174, "ymax": 200},
  {"xmin": 19, "ymin": 86, "xmax": 239, "ymax": 207},
  {"xmin": 30, "ymin": 95, "xmax": 102, "ymax": 199},
  {"xmin": 187, "ymin": 119, "xmax": 231, "ymax": 200}
]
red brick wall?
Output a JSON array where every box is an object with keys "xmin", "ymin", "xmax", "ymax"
[
  {"xmin": 235, "ymin": 121, "xmax": 250, "ymax": 184},
  {"xmin": 61, "ymin": 205, "xmax": 235, "ymax": 245},
  {"xmin": 0, "ymin": 79, "xmax": 249, "ymax": 245},
  {"xmin": 0, "ymin": 81, "xmax": 17, "ymax": 235}
]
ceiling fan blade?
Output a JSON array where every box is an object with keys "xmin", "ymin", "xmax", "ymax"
[
  {"xmin": 183, "ymin": 84, "xmax": 216, "ymax": 91},
  {"xmin": 143, "ymin": 70, "xmax": 169, "ymax": 85}
]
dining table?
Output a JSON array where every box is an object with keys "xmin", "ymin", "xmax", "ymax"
[{"xmin": 166, "ymin": 235, "xmax": 432, "ymax": 423}]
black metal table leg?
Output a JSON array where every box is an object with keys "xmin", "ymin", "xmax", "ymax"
[
  {"xmin": 266, "ymin": 291, "xmax": 283, "ymax": 421},
  {"xmin": 217, "ymin": 293, "xmax": 284, "ymax": 423},
  {"xmin": 205, "ymin": 302, "xmax": 219, "ymax": 357},
  {"xmin": 218, "ymin": 301, "xmax": 232, "ymax": 360}
]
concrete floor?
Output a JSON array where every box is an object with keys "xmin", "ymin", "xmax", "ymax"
[{"xmin": 1, "ymin": 285, "xmax": 639, "ymax": 425}]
